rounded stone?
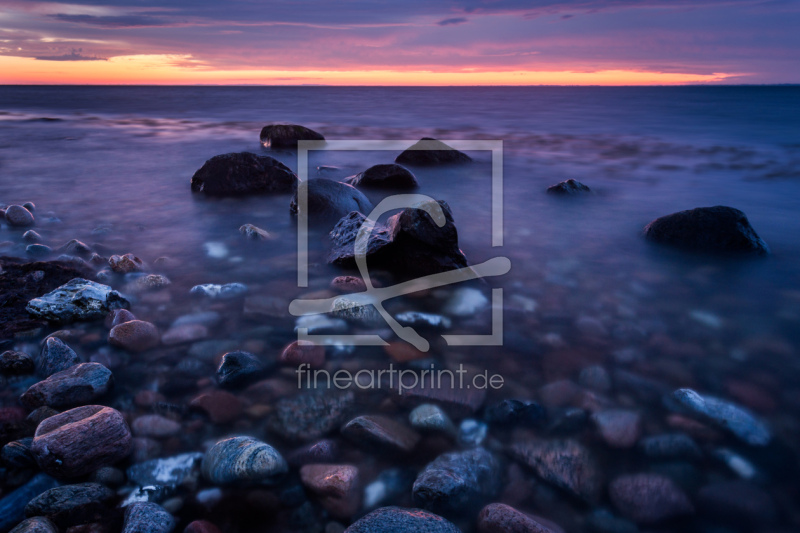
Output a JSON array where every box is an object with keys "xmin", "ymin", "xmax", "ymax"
[
  {"xmin": 609, "ymin": 473, "xmax": 694, "ymax": 524},
  {"xmin": 109, "ymin": 320, "xmax": 159, "ymax": 352},
  {"xmin": 345, "ymin": 164, "xmax": 418, "ymax": 189},
  {"xmin": 478, "ymin": 503, "xmax": 560, "ymax": 533},
  {"xmin": 280, "ymin": 340, "xmax": 325, "ymax": 369},
  {"xmin": 300, "ymin": 464, "xmax": 361, "ymax": 519},
  {"xmin": 201, "ymin": 436, "xmax": 288, "ymax": 485},
  {"xmin": 345, "ymin": 506, "xmax": 460, "ymax": 533},
  {"xmin": 5, "ymin": 205, "xmax": 35, "ymax": 227},
  {"xmin": 108, "ymin": 254, "xmax": 143, "ymax": 273}
]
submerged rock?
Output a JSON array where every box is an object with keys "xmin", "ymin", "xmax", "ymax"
[
  {"xmin": 8, "ymin": 517, "xmax": 58, "ymax": 533},
  {"xmin": 395, "ymin": 138, "xmax": 472, "ymax": 166},
  {"xmin": 409, "ymin": 404, "xmax": 457, "ymax": 435},
  {"xmin": 300, "ymin": 464, "xmax": 361, "ymax": 519},
  {"xmin": 412, "ymin": 448, "xmax": 502, "ymax": 517},
  {"xmin": 643, "ymin": 206, "xmax": 769, "ymax": 255},
  {"xmin": 289, "ymin": 179, "xmax": 374, "ymax": 225},
  {"xmin": 269, "ymin": 390, "xmax": 354, "ymax": 441},
  {"xmin": 478, "ymin": 503, "xmax": 559, "ymax": 533},
  {"xmin": 109, "ymin": 320, "xmax": 159, "ymax": 352},
  {"xmin": 510, "ymin": 439, "xmax": 601, "ymax": 502},
  {"xmin": 26, "ymin": 278, "xmax": 129, "ymax": 323},
  {"xmin": 132, "ymin": 415, "xmax": 181, "ymax": 438},
  {"xmin": 328, "ymin": 199, "xmax": 468, "ymax": 281},
  {"xmin": 217, "ymin": 350, "xmax": 269, "ymax": 388},
  {"xmin": 345, "ymin": 506, "xmax": 460, "ymax": 533},
  {"xmin": 5, "ymin": 205, "xmax": 35, "ymax": 227},
  {"xmin": 36, "ymin": 337, "xmax": 80, "ymax": 377},
  {"xmin": 239, "ymin": 223, "xmax": 273, "ymax": 240},
  {"xmin": 190, "ymin": 152, "xmax": 297, "ymax": 196},
  {"xmin": 341, "ymin": 415, "xmax": 421, "ymax": 454},
  {"xmin": 108, "ymin": 254, "xmax": 144, "ymax": 274},
  {"xmin": 259, "ymin": 124, "xmax": 324, "ymax": 149},
  {"xmin": 546, "ymin": 179, "xmax": 591, "ymax": 195},
  {"xmin": 21, "ymin": 362, "xmax": 113, "ymax": 409},
  {"xmin": 122, "ymin": 502, "xmax": 175, "ymax": 533},
  {"xmin": 201, "ymin": 436, "xmax": 287, "ymax": 485},
  {"xmin": 345, "ymin": 164, "xmax": 418, "ymax": 189},
  {"xmin": 609, "ymin": 473, "xmax": 693, "ymax": 524},
  {"xmin": 127, "ymin": 452, "xmax": 203, "ymax": 487},
  {"xmin": 189, "ymin": 283, "xmax": 247, "ymax": 300},
  {"xmin": 24, "ymin": 483, "xmax": 114, "ymax": 528},
  {"xmin": 0, "ymin": 350, "xmax": 35, "ymax": 375},
  {"xmin": 0, "ymin": 475, "xmax": 59, "ymax": 533},
  {"xmin": 2, "ymin": 438, "xmax": 37, "ymax": 469}
]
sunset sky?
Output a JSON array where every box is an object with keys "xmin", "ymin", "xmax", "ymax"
[{"xmin": 1, "ymin": 0, "xmax": 798, "ymax": 85}]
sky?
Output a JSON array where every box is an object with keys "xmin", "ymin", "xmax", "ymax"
[{"xmin": 0, "ymin": 0, "xmax": 798, "ymax": 85}]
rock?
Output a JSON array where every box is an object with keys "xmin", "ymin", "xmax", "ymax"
[
  {"xmin": 90, "ymin": 466, "xmax": 125, "ymax": 487},
  {"xmin": 189, "ymin": 283, "xmax": 247, "ymax": 300},
  {"xmin": 122, "ymin": 502, "xmax": 175, "ymax": 533},
  {"xmin": 638, "ymin": 433, "xmax": 702, "ymax": 461},
  {"xmin": 585, "ymin": 509, "xmax": 638, "ymax": 533},
  {"xmin": 127, "ymin": 274, "xmax": 171, "ymax": 292},
  {"xmin": 2, "ymin": 438, "xmax": 37, "ymax": 469},
  {"xmin": 280, "ymin": 341, "xmax": 325, "ymax": 369},
  {"xmin": 108, "ymin": 254, "xmax": 143, "ymax": 273},
  {"xmin": 345, "ymin": 164, "xmax": 418, "ymax": 189},
  {"xmin": 608, "ymin": 473, "xmax": 693, "ymax": 524},
  {"xmin": 239, "ymin": 224, "xmax": 273, "ymax": 240},
  {"xmin": 160, "ymin": 324, "xmax": 208, "ymax": 345},
  {"xmin": 26, "ymin": 278, "xmax": 130, "ymax": 323},
  {"xmin": 109, "ymin": 320, "xmax": 159, "ymax": 352},
  {"xmin": 341, "ymin": 415, "xmax": 421, "ymax": 454},
  {"xmin": 127, "ymin": 453, "xmax": 203, "ymax": 487},
  {"xmin": 36, "ymin": 337, "xmax": 80, "ymax": 377},
  {"xmin": 269, "ymin": 390, "xmax": 354, "ymax": 441},
  {"xmin": 31, "ymin": 405, "xmax": 132, "ymax": 478},
  {"xmin": 0, "ymin": 474, "xmax": 59, "ymax": 533},
  {"xmin": 395, "ymin": 138, "xmax": 472, "ymax": 166},
  {"xmin": 443, "ymin": 287, "xmax": 488, "ymax": 317},
  {"xmin": 696, "ymin": 480, "xmax": 777, "ymax": 527},
  {"xmin": 0, "ymin": 351, "xmax": 35, "ymax": 375},
  {"xmin": 183, "ymin": 521, "xmax": 222, "ymax": 533},
  {"xmin": 20, "ymin": 362, "xmax": 113, "ymax": 409},
  {"xmin": 477, "ymin": 503, "xmax": 558, "ymax": 533},
  {"xmin": 509, "ymin": 439, "xmax": 601, "ymax": 501},
  {"xmin": 8, "ymin": 517, "xmax": 58, "ymax": 533},
  {"xmin": 5, "ymin": 205, "xmax": 35, "ymax": 227},
  {"xmin": 286, "ymin": 439, "xmax": 339, "ymax": 467},
  {"xmin": 294, "ymin": 314, "xmax": 348, "ymax": 335},
  {"xmin": 413, "ymin": 448, "xmax": 501, "ymax": 517},
  {"xmin": 259, "ymin": 124, "xmax": 324, "ymax": 149},
  {"xmin": 345, "ymin": 506, "xmax": 460, "ymax": 533},
  {"xmin": 330, "ymin": 275, "xmax": 367, "ymax": 293},
  {"xmin": 57, "ymin": 240, "xmax": 91, "ymax": 257},
  {"xmin": 289, "ymin": 179, "xmax": 374, "ymax": 225},
  {"xmin": 217, "ymin": 351, "xmax": 269, "ymax": 388},
  {"xmin": 546, "ymin": 179, "xmax": 591, "ymax": 195},
  {"xmin": 106, "ymin": 309, "xmax": 136, "ymax": 328},
  {"xmin": 363, "ymin": 469, "xmax": 416, "ymax": 510},
  {"xmin": 190, "ymin": 390, "xmax": 242, "ymax": 424},
  {"xmin": 592, "ymin": 410, "xmax": 642, "ymax": 449},
  {"xmin": 300, "ymin": 464, "xmax": 361, "ymax": 519},
  {"xmin": 578, "ymin": 365, "xmax": 611, "ymax": 393},
  {"xmin": 396, "ymin": 382, "xmax": 486, "ymax": 417},
  {"xmin": 190, "ymin": 152, "xmax": 297, "ymax": 196},
  {"xmin": 201, "ymin": 436, "xmax": 288, "ymax": 485},
  {"xmin": 484, "ymin": 399, "xmax": 545, "ymax": 427},
  {"xmin": 132, "ymin": 415, "xmax": 181, "ymax": 438},
  {"xmin": 24, "ymin": 483, "xmax": 114, "ymax": 528},
  {"xmin": 395, "ymin": 312, "xmax": 452, "ymax": 330},
  {"xmin": 669, "ymin": 388, "xmax": 771, "ymax": 445},
  {"xmin": 328, "ymin": 200, "xmax": 468, "ymax": 281},
  {"xmin": 457, "ymin": 419, "xmax": 488, "ymax": 447},
  {"xmin": 22, "ymin": 230, "xmax": 42, "ymax": 243},
  {"xmin": 643, "ymin": 206, "xmax": 769, "ymax": 255},
  {"xmin": 331, "ymin": 295, "xmax": 382, "ymax": 326},
  {"xmin": 26, "ymin": 245, "xmax": 52, "ymax": 257},
  {"xmin": 409, "ymin": 404, "xmax": 456, "ymax": 435}
]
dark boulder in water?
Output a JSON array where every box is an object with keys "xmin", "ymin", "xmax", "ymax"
[
  {"xmin": 546, "ymin": 179, "xmax": 591, "ymax": 195},
  {"xmin": 26, "ymin": 278, "xmax": 130, "ymax": 324},
  {"xmin": 345, "ymin": 164, "xmax": 419, "ymax": 189},
  {"xmin": 395, "ymin": 138, "xmax": 472, "ymax": 166},
  {"xmin": 0, "ymin": 351, "xmax": 35, "ymax": 375},
  {"xmin": 36, "ymin": 337, "xmax": 80, "ymax": 378},
  {"xmin": 328, "ymin": 199, "xmax": 468, "ymax": 281},
  {"xmin": 259, "ymin": 124, "xmax": 324, "ymax": 149},
  {"xmin": 345, "ymin": 506, "xmax": 460, "ymax": 533},
  {"xmin": 216, "ymin": 351, "xmax": 270, "ymax": 389},
  {"xmin": 21, "ymin": 362, "xmax": 113, "ymax": 409},
  {"xmin": 24, "ymin": 483, "xmax": 114, "ymax": 528},
  {"xmin": 643, "ymin": 206, "xmax": 769, "ymax": 255},
  {"xmin": 190, "ymin": 152, "xmax": 297, "ymax": 196},
  {"xmin": 289, "ymin": 179, "xmax": 374, "ymax": 225}
]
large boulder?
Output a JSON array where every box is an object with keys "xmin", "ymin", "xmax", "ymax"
[
  {"xmin": 345, "ymin": 164, "xmax": 418, "ymax": 189},
  {"xmin": 20, "ymin": 362, "xmax": 113, "ymax": 409},
  {"xmin": 395, "ymin": 138, "xmax": 472, "ymax": 166},
  {"xmin": 259, "ymin": 124, "xmax": 324, "ymax": 149},
  {"xmin": 289, "ymin": 179, "xmax": 374, "ymax": 225},
  {"xmin": 190, "ymin": 152, "xmax": 297, "ymax": 196},
  {"xmin": 328, "ymin": 199, "xmax": 468, "ymax": 281},
  {"xmin": 26, "ymin": 278, "xmax": 129, "ymax": 323},
  {"xmin": 643, "ymin": 206, "xmax": 769, "ymax": 255}
]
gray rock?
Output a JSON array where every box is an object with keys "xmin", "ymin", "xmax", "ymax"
[
  {"xmin": 578, "ymin": 365, "xmax": 611, "ymax": 393},
  {"xmin": 131, "ymin": 415, "xmax": 181, "ymax": 438},
  {"xmin": 24, "ymin": 483, "xmax": 114, "ymax": 528},
  {"xmin": 345, "ymin": 506, "xmax": 460, "ymax": 533},
  {"xmin": 20, "ymin": 362, "xmax": 113, "ymax": 409},
  {"xmin": 669, "ymin": 388, "xmax": 771, "ymax": 445},
  {"xmin": 26, "ymin": 278, "xmax": 129, "ymax": 323},
  {"xmin": 395, "ymin": 138, "xmax": 472, "ymax": 166},
  {"xmin": 269, "ymin": 390, "xmax": 355, "ymax": 441},
  {"xmin": 608, "ymin": 473, "xmax": 693, "ymax": 524},
  {"xmin": 639, "ymin": 433, "xmax": 702, "ymax": 461},
  {"xmin": 290, "ymin": 179, "xmax": 374, "ymax": 226},
  {"xmin": 201, "ymin": 436, "xmax": 287, "ymax": 485},
  {"xmin": 0, "ymin": 351, "xmax": 35, "ymax": 375},
  {"xmin": 127, "ymin": 452, "xmax": 203, "ymax": 487},
  {"xmin": 0, "ymin": 474, "xmax": 59, "ymax": 533},
  {"xmin": 36, "ymin": 338, "xmax": 80, "ymax": 378},
  {"xmin": 22, "ymin": 231, "xmax": 42, "ymax": 243},
  {"xmin": 341, "ymin": 415, "xmax": 421, "ymax": 454},
  {"xmin": 189, "ymin": 283, "xmax": 247, "ymax": 300},
  {"xmin": 509, "ymin": 439, "xmax": 601, "ymax": 502},
  {"xmin": 547, "ymin": 179, "xmax": 591, "ymax": 195},
  {"xmin": 190, "ymin": 152, "xmax": 297, "ymax": 196},
  {"xmin": 457, "ymin": 419, "xmax": 488, "ymax": 447},
  {"xmin": 122, "ymin": 502, "xmax": 175, "ymax": 533},
  {"xmin": 216, "ymin": 351, "xmax": 269, "ymax": 389},
  {"xmin": 345, "ymin": 164, "xmax": 418, "ymax": 189},
  {"xmin": 8, "ymin": 517, "xmax": 58, "ymax": 533},
  {"xmin": 260, "ymin": 124, "xmax": 324, "ymax": 149},
  {"xmin": 409, "ymin": 404, "xmax": 456, "ymax": 435},
  {"xmin": 57, "ymin": 240, "xmax": 91, "ymax": 257},
  {"xmin": 395, "ymin": 312, "xmax": 452, "ymax": 331},
  {"xmin": 5, "ymin": 205, "xmax": 35, "ymax": 227}
]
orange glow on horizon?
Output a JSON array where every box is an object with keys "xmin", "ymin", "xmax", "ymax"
[{"xmin": 0, "ymin": 55, "xmax": 735, "ymax": 86}]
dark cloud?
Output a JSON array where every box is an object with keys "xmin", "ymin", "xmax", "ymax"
[
  {"xmin": 50, "ymin": 14, "xmax": 175, "ymax": 28},
  {"xmin": 35, "ymin": 49, "xmax": 107, "ymax": 61},
  {"xmin": 437, "ymin": 17, "xmax": 469, "ymax": 26}
]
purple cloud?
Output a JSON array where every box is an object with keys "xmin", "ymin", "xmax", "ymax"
[{"xmin": 437, "ymin": 17, "xmax": 469, "ymax": 26}]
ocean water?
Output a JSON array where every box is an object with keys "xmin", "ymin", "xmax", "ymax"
[{"xmin": 1, "ymin": 86, "xmax": 800, "ymax": 532}]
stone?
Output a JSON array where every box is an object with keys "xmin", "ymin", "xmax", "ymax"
[
  {"xmin": 190, "ymin": 152, "xmax": 298, "ymax": 196},
  {"xmin": 217, "ymin": 351, "xmax": 269, "ymax": 388},
  {"xmin": 546, "ymin": 179, "xmax": 591, "ymax": 195},
  {"xmin": 300, "ymin": 464, "xmax": 361, "ymax": 519},
  {"xmin": 189, "ymin": 283, "xmax": 247, "ymax": 300},
  {"xmin": 106, "ymin": 309, "xmax": 136, "ymax": 328},
  {"xmin": 190, "ymin": 390, "xmax": 242, "ymax": 424},
  {"xmin": 9, "ymin": 517, "xmax": 58, "ymax": 533},
  {"xmin": 239, "ymin": 224, "xmax": 273, "ymax": 240},
  {"xmin": 395, "ymin": 312, "xmax": 452, "ymax": 330},
  {"xmin": 669, "ymin": 388, "xmax": 771, "ymax": 445},
  {"xmin": 24, "ymin": 483, "xmax": 114, "ymax": 528},
  {"xmin": 90, "ymin": 466, "xmax": 125, "ymax": 487},
  {"xmin": 331, "ymin": 295, "xmax": 382, "ymax": 326},
  {"xmin": 484, "ymin": 399, "xmax": 545, "ymax": 427},
  {"xmin": 20, "ymin": 362, "xmax": 113, "ymax": 409},
  {"xmin": 109, "ymin": 320, "xmax": 159, "ymax": 352},
  {"xmin": 280, "ymin": 341, "xmax": 325, "ymax": 369},
  {"xmin": 409, "ymin": 404, "xmax": 457, "ymax": 435},
  {"xmin": 696, "ymin": 480, "xmax": 777, "ymax": 527},
  {"xmin": 161, "ymin": 324, "xmax": 208, "ymax": 345},
  {"xmin": 201, "ymin": 436, "xmax": 288, "ymax": 485},
  {"xmin": 22, "ymin": 230, "xmax": 42, "ymax": 242},
  {"xmin": 341, "ymin": 415, "xmax": 421, "ymax": 454},
  {"xmin": 122, "ymin": 502, "xmax": 175, "ymax": 533},
  {"xmin": 2, "ymin": 438, "xmax": 37, "ymax": 469},
  {"xmin": 443, "ymin": 287, "xmax": 488, "ymax": 317},
  {"xmin": 330, "ymin": 275, "xmax": 367, "ymax": 293},
  {"xmin": 108, "ymin": 254, "xmax": 143, "ymax": 273},
  {"xmin": 608, "ymin": 473, "xmax": 693, "ymax": 524},
  {"xmin": 395, "ymin": 138, "xmax": 472, "ymax": 166},
  {"xmin": 0, "ymin": 474, "xmax": 59, "ymax": 533},
  {"xmin": 132, "ymin": 415, "xmax": 181, "ymax": 438},
  {"xmin": 57, "ymin": 240, "xmax": 91, "ymax": 257},
  {"xmin": 0, "ymin": 351, "xmax": 35, "ymax": 375},
  {"xmin": 31, "ymin": 405, "xmax": 132, "ymax": 478},
  {"xmin": 26, "ymin": 278, "xmax": 129, "ymax": 323},
  {"xmin": 457, "ymin": 419, "xmax": 488, "ymax": 447},
  {"xmin": 643, "ymin": 206, "xmax": 769, "ymax": 255},
  {"xmin": 286, "ymin": 439, "xmax": 339, "ymax": 467},
  {"xmin": 127, "ymin": 453, "xmax": 203, "ymax": 487},
  {"xmin": 290, "ymin": 179, "xmax": 374, "ymax": 225},
  {"xmin": 413, "ymin": 448, "xmax": 501, "ymax": 518},
  {"xmin": 269, "ymin": 390, "xmax": 354, "ymax": 441},
  {"xmin": 363, "ymin": 469, "xmax": 416, "ymax": 510},
  {"xmin": 638, "ymin": 433, "xmax": 702, "ymax": 461},
  {"xmin": 26, "ymin": 245, "xmax": 52, "ymax": 257},
  {"xmin": 345, "ymin": 506, "xmax": 460, "ymax": 533},
  {"xmin": 578, "ymin": 365, "xmax": 611, "ymax": 393},
  {"xmin": 345, "ymin": 164, "xmax": 418, "ymax": 189},
  {"xmin": 5, "ymin": 205, "xmax": 35, "ymax": 227},
  {"xmin": 477, "ymin": 503, "xmax": 558, "ymax": 533},
  {"xmin": 36, "ymin": 337, "xmax": 80, "ymax": 377},
  {"xmin": 509, "ymin": 439, "xmax": 601, "ymax": 502},
  {"xmin": 183, "ymin": 521, "xmax": 222, "ymax": 533},
  {"xmin": 259, "ymin": 124, "xmax": 324, "ymax": 149},
  {"xmin": 592, "ymin": 410, "xmax": 642, "ymax": 448},
  {"xmin": 127, "ymin": 274, "xmax": 171, "ymax": 292},
  {"xmin": 328, "ymin": 200, "xmax": 468, "ymax": 281}
]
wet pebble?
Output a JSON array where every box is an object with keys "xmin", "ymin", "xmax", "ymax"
[
  {"xmin": 344, "ymin": 506, "xmax": 460, "ymax": 533},
  {"xmin": 0, "ymin": 351, "xmax": 35, "ymax": 375},
  {"xmin": 478, "ymin": 503, "xmax": 560, "ymax": 533},
  {"xmin": 341, "ymin": 415, "xmax": 421, "ymax": 454},
  {"xmin": 608, "ymin": 473, "xmax": 693, "ymax": 524},
  {"xmin": 127, "ymin": 453, "xmax": 203, "ymax": 487},
  {"xmin": 300, "ymin": 464, "xmax": 361, "ymax": 519},
  {"xmin": 35, "ymin": 337, "xmax": 80, "ymax": 378},
  {"xmin": 458, "ymin": 419, "xmax": 488, "ymax": 447},
  {"xmin": 24, "ymin": 483, "xmax": 114, "ymax": 528},
  {"xmin": 108, "ymin": 254, "xmax": 144, "ymax": 273},
  {"xmin": 669, "ymin": 388, "xmax": 771, "ymax": 445},
  {"xmin": 127, "ymin": 274, "xmax": 171, "ymax": 292},
  {"xmin": 22, "ymin": 230, "xmax": 42, "ymax": 243},
  {"xmin": 20, "ymin": 362, "xmax": 113, "ymax": 409},
  {"xmin": 216, "ymin": 351, "xmax": 268, "ymax": 388},
  {"xmin": 26, "ymin": 244, "xmax": 52, "ymax": 257},
  {"xmin": 546, "ymin": 178, "xmax": 591, "ymax": 195},
  {"xmin": 189, "ymin": 283, "xmax": 247, "ymax": 300},
  {"xmin": 132, "ymin": 415, "xmax": 181, "ymax": 438},
  {"xmin": 510, "ymin": 439, "xmax": 601, "ymax": 501},
  {"xmin": 287, "ymin": 439, "xmax": 339, "ymax": 467},
  {"xmin": 190, "ymin": 390, "xmax": 242, "ymax": 424},
  {"xmin": 409, "ymin": 404, "xmax": 457, "ymax": 435},
  {"xmin": 578, "ymin": 365, "xmax": 611, "ymax": 393},
  {"xmin": 363, "ymin": 468, "xmax": 416, "ymax": 510},
  {"xmin": 201, "ymin": 436, "xmax": 287, "ymax": 485},
  {"xmin": 108, "ymin": 320, "xmax": 159, "ymax": 352},
  {"xmin": 8, "ymin": 517, "xmax": 58, "ymax": 533},
  {"xmin": 280, "ymin": 340, "xmax": 325, "ymax": 369},
  {"xmin": 105, "ymin": 309, "xmax": 136, "ymax": 328},
  {"xmin": 269, "ymin": 390, "xmax": 354, "ymax": 441},
  {"xmin": 592, "ymin": 409, "xmax": 642, "ymax": 449},
  {"xmin": 5, "ymin": 205, "xmax": 35, "ymax": 227},
  {"xmin": 122, "ymin": 502, "xmax": 175, "ymax": 533}
]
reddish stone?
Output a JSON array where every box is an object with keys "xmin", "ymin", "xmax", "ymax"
[
  {"xmin": 131, "ymin": 414, "xmax": 181, "ymax": 438},
  {"xmin": 300, "ymin": 464, "xmax": 361, "ymax": 519},
  {"xmin": 725, "ymin": 379, "xmax": 777, "ymax": 413},
  {"xmin": 184, "ymin": 520, "xmax": 223, "ymax": 533},
  {"xmin": 109, "ymin": 320, "xmax": 159, "ymax": 352},
  {"xmin": 592, "ymin": 409, "xmax": 642, "ymax": 448},
  {"xmin": 280, "ymin": 340, "xmax": 325, "ymax": 369},
  {"xmin": 108, "ymin": 253, "xmax": 143, "ymax": 273},
  {"xmin": 384, "ymin": 341, "xmax": 427, "ymax": 363},
  {"xmin": 190, "ymin": 390, "xmax": 242, "ymax": 424},
  {"xmin": 330, "ymin": 276, "xmax": 367, "ymax": 293},
  {"xmin": 105, "ymin": 309, "xmax": 136, "ymax": 329},
  {"xmin": 609, "ymin": 473, "xmax": 693, "ymax": 524},
  {"xmin": 134, "ymin": 390, "xmax": 166, "ymax": 408},
  {"xmin": 478, "ymin": 503, "xmax": 561, "ymax": 533},
  {"xmin": 161, "ymin": 324, "xmax": 208, "ymax": 345}
]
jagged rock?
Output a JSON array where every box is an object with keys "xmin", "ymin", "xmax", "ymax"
[
  {"xmin": 217, "ymin": 351, "xmax": 269, "ymax": 388},
  {"xmin": 290, "ymin": 179, "xmax": 374, "ymax": 225},
  {"xmin": 546, "ymin": 179, "xmax": 591, "ymax": 195},
  {"xmin": 21, "ymin": 362, "xmax": 113, "ymax": 409},
  {"xmin": 36, "ymin": 337, "xmax": 80, "ymax": 377},
  {"xmin": 108, "ymin": 254, "xmax": 143, "ymax": 274},
  {"xmin": 24, "ymin": 483, "xmax": 114, "ymax": 528},
  {"xmin": 395, "ymin": 138, "xmax": 472, "ymax": 166},
  {"xmin": 190, "ymin": 152, "xmax": 298, "ymax": 196},
  {"xmin": 341, "ymin": 415, "xmax": 421, "ymax": 454},
  {"xmin": 509, "ymin": 439, "xmax": 601, "ymax": 502},
  {"xmin": 259, "ymin": 124, "xmax": 324, "ymax": 149},
  {"xmin": 0, "ymin": 351, "xmax": 35, "ymax": 375},
  {"xmin": 109, "ymin": 321, "xmax": 159, "ymax": 352},
  {"xmin": 345, "ymin": 164, "xmax": 418, "ymax": 189},
  {"xmin": 26, "ymin": 278, "xmax": 129, "ymax": 323}
]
